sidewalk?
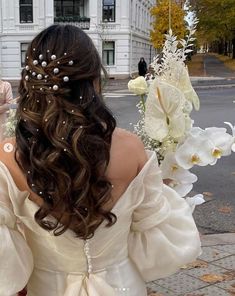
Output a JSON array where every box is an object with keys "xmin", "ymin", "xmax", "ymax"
[
  {"xmin": 147, "ymin": 233, "xmax": 235, "ymax": 296},
  {"xmin": 8, "ymin": 75, "xmax": 235, "ymax": 98}
]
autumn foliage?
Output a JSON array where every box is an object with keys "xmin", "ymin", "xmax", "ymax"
[{"xmin": 150, "ymin": 0, "xmax": 186, "ymax": 49}]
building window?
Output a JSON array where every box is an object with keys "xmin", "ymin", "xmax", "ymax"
[
  {"xmin": 21, "ymin": 43, "xmax": 29, "ymax": 67},
  {"xmin": 102, "ymin": 41, "xmax": 115, "ymax": 66},
  {"xmin": 54, "ymin": 0, "xmax": 84, "ymax": 18},
  {"xmin": 20, "ymin": 0, "xmax": 33, "ymax": 23},
  {"xmin": 103, "ymin": 0, "xmax": 115, "ymax": 22}
]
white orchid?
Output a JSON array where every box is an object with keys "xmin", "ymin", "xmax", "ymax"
[
  {"xmin": 224, "ymin": 122, "xmax": 235, "ymax": 152},
  {"xmin": 185, "ymin": 194, "xmax": 205, "ymax": 212},
  {"xmin": 144, "ymin": 79, "xmax": 187, "ymax": 142},
  {"xmin": 175, "ymin": 127, "xmax": 234, "ymax": 169},
  {"xmin": 204, "ymin": 127, "xmax": 234, "ymax": 162},
  {"xmin": 161, "ymin": 152, "xmax": 197, "ymax": 197}
]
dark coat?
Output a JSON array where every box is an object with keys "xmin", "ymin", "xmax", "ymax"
[{"xmin": 138, "ymin": 60, "xmax": 147, "ymax": 76}]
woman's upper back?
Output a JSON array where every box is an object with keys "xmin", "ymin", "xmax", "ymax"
[
  {"xmin": 0, "ymin": 128, "xmax": 148, "ymax": 211},
  {"xmin": 0, "ymin": 130, "xmax": 152, "ymax": 272}
]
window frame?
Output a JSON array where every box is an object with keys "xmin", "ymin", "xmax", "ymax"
[
  {"xmin": 54, "ymin": 0, "xmax": 85, "ymax": 18},
  {"xmin": 102, "ymin": 41, "xmax": 115, "ymax": 66},
  {"xmin": 102, "ymin": 0, "xmax": 116, "ymax": 23},
  {"xmin": 19, "ymin": 0, "xmax": 33, "ymax": 23},
  {"xmin": 20, "ymin": 43, "xmax": 29, "ymax": 68}
]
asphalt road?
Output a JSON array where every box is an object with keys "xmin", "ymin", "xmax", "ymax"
[
  {"xmin": 105, "ymin": 86, "xmax": 235, "ymax": 234},
  {"xmin": 203, "ymin": 54, "xmax": 235, "ymax": 77}
]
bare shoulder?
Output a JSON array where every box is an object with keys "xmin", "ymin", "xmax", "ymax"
[{"xmin": 112, "ymin": 128, "xmax": 148, "ymax": 171}]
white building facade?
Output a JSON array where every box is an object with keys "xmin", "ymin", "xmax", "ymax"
[{"xmin": 0, "ymin": 0, "xmax": 155, "ymax": 80}]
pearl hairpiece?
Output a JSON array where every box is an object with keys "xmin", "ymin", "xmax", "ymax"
[{"xmin": 24, "ymin": 52, "xmax": 75, "ymax": 92}]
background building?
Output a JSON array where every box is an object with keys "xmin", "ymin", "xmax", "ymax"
[{"xmin": 0, "ymin": 0, "xmax": 155, "ymax": 80}]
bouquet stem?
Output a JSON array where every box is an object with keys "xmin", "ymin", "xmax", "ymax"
[{"xmin": 140, "ymin": 95, "xmax": 146, "ymax": 112}]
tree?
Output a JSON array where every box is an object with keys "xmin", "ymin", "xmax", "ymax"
[
  {"xmin": 189, "ymin": 0, "xmax": 235, "ymax": 58},
  {"xmin": 151, "ymin": 0, "xmax": 187, "ymax": 49}
]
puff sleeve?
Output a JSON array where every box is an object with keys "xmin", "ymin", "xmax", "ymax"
[
  {"xmin": 128, "ymin": 153, "xmax": 201, "ymax": 282},
  {"xmin": 0, "ymin": 169, "xmax": 33, "ymax": 296}
]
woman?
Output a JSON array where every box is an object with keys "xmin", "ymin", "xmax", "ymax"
[
  {"xmin": 138, "ymin": 57, "xmax": 147, "ymax": 77},
  {"xmin": 0, "ymin": 25, "xmax": 201, "ymax": 296},
  {"xmin": 0, "ymin": 80, "xmax": 13, "ymax": 140}
]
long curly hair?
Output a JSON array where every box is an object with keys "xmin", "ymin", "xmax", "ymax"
[{"xmin": 15, "ymin": 25, "xmax": 117, "ymax": 239}]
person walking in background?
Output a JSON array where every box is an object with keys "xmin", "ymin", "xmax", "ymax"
[
  {"xmin": 138, "ymin": 57, "xmax": 147, "ymax": 76},
  {"xmin": 0, "ymin": 79, "xmax": 13, "ymax": 140}
]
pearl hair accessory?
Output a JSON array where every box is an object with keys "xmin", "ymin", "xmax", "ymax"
[
  {"xmin": 53, "ymin": 68, "xmax": 59, "ymax": 74},
  {"xmin": 24, "ymin": 51, "xmax": 74, "ymax": 92},
  {"xmin": 63, "ymin": 76, "xmax": 69, "ymax": 82}
]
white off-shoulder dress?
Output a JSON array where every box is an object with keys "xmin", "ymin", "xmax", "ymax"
[{"xmin": 0, "ymin": 151, "xmax": 201, "ymax": 296}]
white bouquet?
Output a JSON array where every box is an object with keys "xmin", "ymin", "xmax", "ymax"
[{"xmin": 128, "ymin": 22, "xmax": 235, "ymax": 211}]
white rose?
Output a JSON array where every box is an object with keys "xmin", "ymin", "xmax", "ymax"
[{"xmin": 128, "ymin": 77, "xmax": 148, "ymax": 95}]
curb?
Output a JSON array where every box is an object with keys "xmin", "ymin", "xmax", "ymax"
[{"xmin": 201, "ymin": 233, "xmax": 235, "ymax": 247}]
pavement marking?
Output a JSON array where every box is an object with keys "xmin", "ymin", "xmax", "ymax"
[{"xmin": 104, "ymin": 93, "xmax": 136, "ymax": 97}]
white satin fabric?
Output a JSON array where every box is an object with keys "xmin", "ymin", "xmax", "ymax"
[{"xmin": 0, "ymin": 151, "xmax": 201, "ymax": 296}]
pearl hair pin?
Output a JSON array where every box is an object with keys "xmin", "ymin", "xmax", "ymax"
[
  {"xmin": 25, "ymin": 50, "xmax": 74, "ymax": 93},
  {"xmin": 53, "ymin": 68, "xmax": 59, "ymax": 74}
]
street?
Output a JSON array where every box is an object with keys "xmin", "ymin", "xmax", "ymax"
[{"xmin": 105, "ymin": 86, "xmax": 235, "ymax": 234}]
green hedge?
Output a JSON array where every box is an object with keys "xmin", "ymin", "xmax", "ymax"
[{"xmin": 54, "ymin": 16, "xmax": 90, "ymax": 23}]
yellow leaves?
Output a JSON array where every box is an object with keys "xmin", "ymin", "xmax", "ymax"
[
  {"xmin": 181, "ymin": 260, "xmax": 208, "ymax": 269},
  {"xmin": 200, "ymin": 273, "xmax": 225, "ymax": 283},
  {"xmin": 199, "ymin": 270, "xmax": 235, "ymax": 284},
  {"xmin": 203, "ymin": 191, "xmax": 213, "ymax": 197},
  {"xmin": 151, "ymin": 0, "xmax": 186, "ymax": 49},
  {"xmin": 218, "ymin": 206, "xmax": 233, "ymax": 214}
]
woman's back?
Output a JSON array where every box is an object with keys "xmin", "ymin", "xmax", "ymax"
[{"xmin": 0, "ymin": 25, "xmax": 201, "ymax": 296}]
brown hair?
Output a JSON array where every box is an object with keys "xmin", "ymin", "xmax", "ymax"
[{"xmin": 15, "ymin": 25, "xmax": 117, "ymax": 239}]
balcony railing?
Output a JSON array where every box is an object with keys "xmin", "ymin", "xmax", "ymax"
[{"xmin": 54, "ymin": 16, "xmax": 90, "ymax": 30}]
